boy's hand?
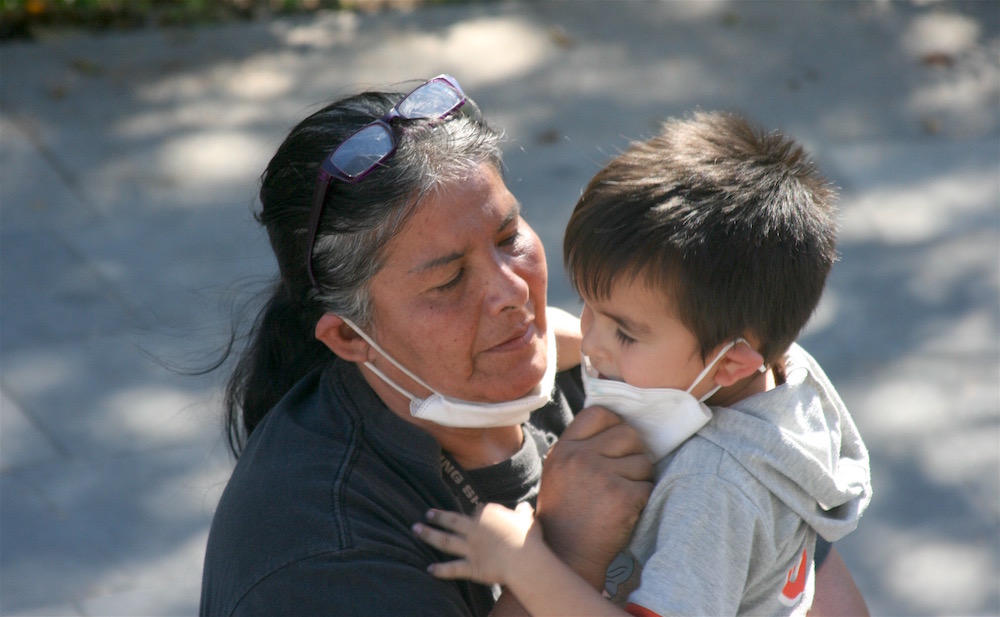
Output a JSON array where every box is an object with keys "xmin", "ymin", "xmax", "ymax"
[
  {"xmin": 535, "ymin": 406, "xmax": 654, "ymax": 588},
  {"xmin": 413, "ymin": 503, "xmax": 538, "ymax": 586}
]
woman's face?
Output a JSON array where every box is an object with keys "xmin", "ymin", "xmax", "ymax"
[{"xmin": 365, "ymin": 162, "xmax": 549, "ymax": 403}]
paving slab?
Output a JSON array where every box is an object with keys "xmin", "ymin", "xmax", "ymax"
[{"xmin": 1, "ymin": 1, "xmax": 997, "ymax": 614}]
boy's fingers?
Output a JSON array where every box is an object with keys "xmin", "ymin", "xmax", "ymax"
[
  {"xmin": 412, "ymin": 522, "xmax": 468, "ymax": 557},
  {"xmin": 427, "ymin": 559, "xmax": 473, "ymax": 581},
  {"xmin": 425, "ymin": 508, "xmax": 473, "ymax": 533}
]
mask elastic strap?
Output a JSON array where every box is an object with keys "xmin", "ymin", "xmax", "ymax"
[
  {"xmin": 361, "ymin": 360, "xmax": 419, "ymax": 403},
  {"xmin": 339, "ymin": 316, "xmax": 437, "ymax": 401}
]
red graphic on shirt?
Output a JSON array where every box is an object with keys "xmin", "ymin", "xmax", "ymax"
[
  {"xmin": 779, "ymin": 547, "xmax": 809, "ymax": 606},
  {"xmin": 625, "ymin": 602, "xmax": 662, "ymax": 617}
]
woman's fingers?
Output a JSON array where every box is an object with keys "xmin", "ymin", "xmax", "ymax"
[
  {"xmin": 559, "ymin": 405, "xmax": 649, "ymax": 458},
  {"xmin": 513, "ymin": 501, "xmax": 534, "ymax": 517},
  {"xmin": 616, "ymin": 451, "xmax": 657, "ymax": 481},
  {"xmin": 558, "ymin": 404, "xmax": 625, "ymax": 442}
]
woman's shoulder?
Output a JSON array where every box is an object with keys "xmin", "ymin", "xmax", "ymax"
[{"xmin": 201, "ymin": 361, "xmax": 461, "ymax": 615}]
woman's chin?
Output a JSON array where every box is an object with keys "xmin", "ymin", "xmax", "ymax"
[
  {"xmin": 502, "ymin": 358, "xmax": 548, "ymax": 399},
  {"xmin": 470, "ymin": 338, "xmax": 548, "ymax": 402}
]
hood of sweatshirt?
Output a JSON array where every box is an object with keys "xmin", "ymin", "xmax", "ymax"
[{"xmin": 697, "ymin": 343, "xmax": 872, "ymax": 542}]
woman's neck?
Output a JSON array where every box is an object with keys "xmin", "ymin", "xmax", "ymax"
[{"xmin": 433, "ymin": 424, "xmax": 525, "ymax": 469}]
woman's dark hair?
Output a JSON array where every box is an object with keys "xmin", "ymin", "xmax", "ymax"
[
  {"xmin": 564, "ymin": 111, "xmax": 838, "ymax": 365},
  {"xmin": 222, "ymin": 82, "xmax": 502, "ymax": 456}
]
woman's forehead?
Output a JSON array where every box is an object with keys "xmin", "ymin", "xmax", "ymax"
[
  {"xmin": 394, "ymin": 165, "xmax": 519, "ymax": 248},
  {"xmin": 365, "ymin": 164, "xmax": 540, "ymax": 317}
]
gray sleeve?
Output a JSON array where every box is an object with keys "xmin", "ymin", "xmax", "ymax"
[{"xmin": 626, "ymin": 474, "xmax": 760, "ymax": 616}]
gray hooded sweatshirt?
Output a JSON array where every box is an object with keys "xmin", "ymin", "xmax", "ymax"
[{"xmin": 605, "ymin": 344, "xmax": 872, "ymax": 616}]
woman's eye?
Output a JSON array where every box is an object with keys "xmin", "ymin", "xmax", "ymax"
[
  {"xmin": 615, "ymin": 329, "xmax": 637, "ymax": 347},
  {"xmin": 435, "ymin": 269, "xmax": 464, "ymax": 292},
  {"xmin": 499, "ymin": 230, "xmax": 522, "ymax": 249}
]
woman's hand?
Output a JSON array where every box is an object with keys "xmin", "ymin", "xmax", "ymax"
[
  {"xmin": 535, "ymin": 406, "xmax": 654, "ymax": 588},
  {"xmin": 413, "ymin": 502, "xmax": 540, "ymax": 586}
]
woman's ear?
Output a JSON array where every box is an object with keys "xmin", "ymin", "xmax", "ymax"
[
  {"xmin": 712, "ymin": 340, "xmax": 766, "ymax": 387},
  {"xmin": 315, "ymin": 313, "xmax": 369, "ymax": 362}
]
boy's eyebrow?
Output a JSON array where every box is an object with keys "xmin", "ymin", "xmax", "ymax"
[
  {"xmin": 409, "ymin": 202, "xmax": 521, "ymax": 275},
  {"xmin": 604, "ymin": 309, "xmax": 652, "ymax": 337}
]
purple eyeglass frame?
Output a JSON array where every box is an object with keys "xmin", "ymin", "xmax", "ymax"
[{"xmin": 305, "ymin": 74, "xmax": 467, "ymax": 287}]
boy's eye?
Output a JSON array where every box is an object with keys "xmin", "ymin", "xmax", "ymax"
[{"xmin": 615, "ymin": 329, "xmax": 637, "ymax": 346}]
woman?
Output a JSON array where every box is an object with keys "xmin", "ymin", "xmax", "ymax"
[{"xmin": 200, "ymin": 75, "xmax": 866, "ymax": 616}]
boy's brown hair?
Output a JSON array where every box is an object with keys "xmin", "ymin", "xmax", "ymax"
[{"xmin": 564, "ymin": 111, "xmax": 838, "ymax": 364}]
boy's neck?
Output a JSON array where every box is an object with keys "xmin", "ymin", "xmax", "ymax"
[{"xmin": 708, "ymin": 363, "xmax": 775, "ymax": 407}]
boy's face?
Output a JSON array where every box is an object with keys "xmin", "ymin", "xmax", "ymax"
[{"xmin": 579, "ymin": 278, "xmax": 720, "ymax": 400}]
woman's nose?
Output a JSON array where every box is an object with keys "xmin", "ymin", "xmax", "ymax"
[{"xmin": 485, "ymin": 259, "xmax": 530, "ymax": 314}]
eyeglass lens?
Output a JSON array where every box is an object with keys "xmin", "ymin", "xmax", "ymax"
[
  {"xmin": 327, "ymin": 123, "xmax": 395, "ymax": 179},
  {"xmin": 325, "ymin": 79, "xmax": 463, "ymax": 180},
  {"xmin": 396, "ymin": 80, "xmax": 464, "ymax": 118}
]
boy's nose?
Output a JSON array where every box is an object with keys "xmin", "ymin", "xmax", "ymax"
[{"xmin": 579, "ymin": 306, "xmax": 604, "ymax": 361}]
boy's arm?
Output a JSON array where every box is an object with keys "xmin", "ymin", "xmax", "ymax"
[
  {"xmin": 809, "ymin": 547, "xmax": 870, "ymax": 617},
  {"xmin": 487, "ymin": 406, "xmax": 653, "ymax": 616},
  {"xmin": 547, "ymin": 305, "xmax": 583, "ymax": 371},
  {"xmin": 495, "ymin": 529, "xmax": 626, "ymax": 617},
  {"xmin": 414, "ymin": 504, "xmax": 626, "ymax": 617}
]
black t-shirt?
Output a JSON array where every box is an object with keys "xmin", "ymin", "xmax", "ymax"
[{"xmin": 200, "ymin": 358, "xmax": 584, "ymax": 617}]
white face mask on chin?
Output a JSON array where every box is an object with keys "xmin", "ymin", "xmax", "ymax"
[
  {"xmin": 582, "ymin": 338, "xmax": 760, "ymax": 461},
  {"xmin": 339, "ymin": 315, "xmax": 556, "ymax": 428}
]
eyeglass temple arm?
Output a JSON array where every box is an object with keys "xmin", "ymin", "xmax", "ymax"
[{"xmin": 305, "ymin": 172, "xmax": 332, "ymax": 288}]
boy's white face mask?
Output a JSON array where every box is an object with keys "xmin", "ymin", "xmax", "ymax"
[
  {"xmin": 582, "ymin": 338, "xmax": 757, "ymax": 461},
  {"xmin": 339, "ymin": 316, "xmax": 556, "ymax": 428}
]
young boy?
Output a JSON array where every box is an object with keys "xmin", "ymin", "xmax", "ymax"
[{"xmin": 412, "ymin": 111, "xmax": 872, "ymax": 616}]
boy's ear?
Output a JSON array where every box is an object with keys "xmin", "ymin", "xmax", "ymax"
[
  {"xmin": 713, "ymin": 340, "xmax": 766, "ymax": 387},
  {"xmin": 315, "ymin": 313, "xmax": 369, "ymax": 362}
]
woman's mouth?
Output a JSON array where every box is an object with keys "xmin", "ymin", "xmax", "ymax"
[{"xmin": 487, "ymin": 323, "xmax": 535, "ymax": 353}]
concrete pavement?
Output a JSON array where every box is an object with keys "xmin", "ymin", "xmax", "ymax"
[{"xmin": 1, "ymin": 1, "xmax": 998, "ymax": 614}]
